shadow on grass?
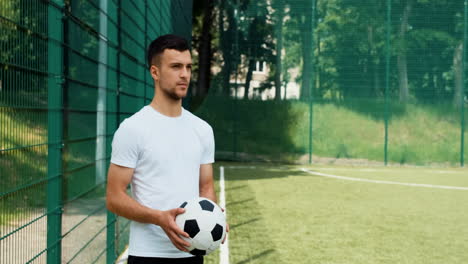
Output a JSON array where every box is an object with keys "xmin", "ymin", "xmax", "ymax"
[
  {"xmin": 220, "ymin": 164, "xmax": 311, "ymax": 181},
  {"xmin": 230, "ymin": 217, "xmax": 261, "ymax": 230},
  {"xmin": 225, "ymin": 176, "xmax": 285, "ymax": 264},
  {"xmin": 226, "ymin": 198, "xmax": 255, "ymax": 207},
  {"xmin": 235, "ymin": 249, "xmax": 276, "ymax": 264},
  {"xmin": 225, "ymin": 185, "xmax": 248, "ymax": 191}
]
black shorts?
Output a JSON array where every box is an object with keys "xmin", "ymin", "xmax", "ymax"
[{"xmin": 127, "ymin": 255, "xmax": 204, "ymax": 264}]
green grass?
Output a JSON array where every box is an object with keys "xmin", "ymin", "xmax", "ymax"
[
  {"xmin": 207, "ymin": 162, "xmax": 468, "ymax": 264},
  {"xmin": 195, "ymin": 97, "xmax": 468, "ymax": 166},
  {"xmin": 0, "ymin": 108, "xmax": 48, "ymax": 225}
]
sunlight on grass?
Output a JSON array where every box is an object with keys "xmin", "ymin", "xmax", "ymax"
[{"xmin": 217, "ymin": 163, "xmax": 468, "ymax": 264}]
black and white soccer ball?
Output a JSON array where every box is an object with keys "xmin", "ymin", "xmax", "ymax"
[{"xmin": 175, "ymin": 197, "xmax": 227, "ymax": 256}]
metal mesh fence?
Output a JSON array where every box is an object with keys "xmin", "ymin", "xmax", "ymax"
[
  {"xmin": 191, "ymin": 0, "xmax": 467, "ymax": 167},
  {"xmin": 1, "ymin": 0, "xmax": 467, "ymax": 263},
  {"xmin": 0, "ymin": 0, "xmax": 193, "ymax": 263}
]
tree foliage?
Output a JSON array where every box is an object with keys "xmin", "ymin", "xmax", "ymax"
[{"xmin": 191, "ymin": 0, "xmax": 466, "ymax": 104}]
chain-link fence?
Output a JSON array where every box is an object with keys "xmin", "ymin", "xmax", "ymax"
[
  {"xmin": 1, "ymin": 0, "xmax": 468, "ymax": 263},
  {"xmin": 0, "ymin": 0, "xmax": 192, "ymax": 263},
  {"xmin": 191, "ymin": 0, "xmax": 467, "ymax": 167}
]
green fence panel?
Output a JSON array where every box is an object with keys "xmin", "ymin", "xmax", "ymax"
[
  {"xmin": 2, "ymin": 0, "xmax": 466, "ymax": 263},
  {"xmin": 1, "ymin": 0, "xmax": 193, "ymax": 263},
  {"xmin": 192, "ymin": 0, "xmax": 467, "ymax": 167}
]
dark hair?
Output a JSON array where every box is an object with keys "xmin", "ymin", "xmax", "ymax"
[{"xmin": 147, "ymin": 34, "xmax": 190, "ymax": 68}]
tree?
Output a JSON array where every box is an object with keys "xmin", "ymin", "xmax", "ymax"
[
  {"xmin": 192, "ymin": 0, "xmax": 215, "ymax": 97},
  {"xmin": 407, "ymin": 0, "xmax": 461, "ymax": 102},
  {"xmin": 273, "ymin": 0, "xmax": 285, "ymax": 100},
  {"xmin": 241, "ymin": 0, "xmax": 274, "ymax": 99},
  {"xmin": 397, "ymin": 0, "xmax": 413, "ymax": 102}
]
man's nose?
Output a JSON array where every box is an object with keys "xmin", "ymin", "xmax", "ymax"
[{"xmin": 180, "ymin": 67, "xmax": 190, "ymax": 78}]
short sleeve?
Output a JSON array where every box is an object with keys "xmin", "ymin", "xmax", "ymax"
[
  {"xmin": 200, "ymin": 126, "xmax": 215, "ymax": 164},
  {"xmin": 110, "ymin": 120, "xmax": 139, "ymax": 168}
]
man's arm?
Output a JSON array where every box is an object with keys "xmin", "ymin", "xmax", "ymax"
[
  {"xmin": 106, "ymin": 163, "xmax": 190, "ymax": 251},
  {"xmin": 199, "ymin": 163, "xmax": 229, "ymax": 243},
  {"xmin": 199, "ymin": 163, "xmax": 216, "ymax": 202}
]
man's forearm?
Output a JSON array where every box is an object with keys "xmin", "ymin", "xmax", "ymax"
[
  {"xmin": 107, "ymin": 191, "xmax": 162, "ymax": 225},
  {"xmin": 200, "ymin": 184, "xmax": 217, "ymax": 203}
]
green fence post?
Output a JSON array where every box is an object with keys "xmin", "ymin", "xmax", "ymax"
[
  {"xmin": 106, "ymin": 0, "xmax": 119, "ymax": 262},
  {"xmin": 461, "ymin": 0, "xmax": 467, "ymax": 167},
  {"xmin": 144, "ymin": 0, "xmax": 148, "ymax": 105},
  {"xmin": 384, "ymin": 0, "xmax": 391, "ymax": 166},
  {"xmin": 106, "ymin": 211, "xmax": 116, "ymax": 264},
  {"xmin": 233, "ymin": 0, "xmax": 239, "ymax": 161},
  {"xmin": 308, "ymin": 0, "xmax": 316, "ymax": 164},
  {"xmin": 47, "ymin": 0, "xmax": 64, "ymax": 263}
]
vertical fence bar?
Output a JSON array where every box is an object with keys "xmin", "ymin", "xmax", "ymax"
[
  {"xmin": 384, "ymin": 0, "xmax": 391, "ymax": 166},
  {"xmin": 233, "ymin": 0, "xmax": 239, "ymax": 160},
  {"xmin": 308, "ymin": 0, "xmax": 316, "ymax": 164},
  {"xmin": 461, "ymin": 0, "xmax": 467, "ymax": 167},
  {"xmin": 97, "ymin": 0, "xmax": 108, "ymax": 184},
  {"xmin": 106, "ymin": 211, "xmax": 116, "ymax": 264},
  {"xmin": 98, "ymin": 2, "xmax": 110, "ymax": 262},
  {"xmin": 47, "ymin": 0, "xmax": 64, "ymax": 263},
  {"xmin": 116, "ymin": 0, "xmax": 122, "ymax": 125},
  {"xmin": 106, "ymin": 0, "xmax": 120, "ymax": 261},
  {"xmin": 144, "ymin": 0, "xmax": 148, "ymax": 105}
]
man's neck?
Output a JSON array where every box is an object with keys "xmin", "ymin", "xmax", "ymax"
[{"xmin": 149, "ymin": 96, "xmax": 182, "ymax": 117}]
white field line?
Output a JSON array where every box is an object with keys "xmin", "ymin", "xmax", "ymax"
[
  {"xmin": 219, "ymin": 166, "xmax": 230, "ymax": 264},
  {"xmin": 115, "ymin": 246, "xmax": 128, "ymax": 264},
  {"xmin": 301, "ymin": 168, "xmax": 468, "ymax": 191},
  {"xmin": 316, "ymin": 167, "xmax": 461, "ymax": 174}
]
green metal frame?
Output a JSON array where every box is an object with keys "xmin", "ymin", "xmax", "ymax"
[
  {"xmin": 384, "ymin": 0, "xmax": 391, "ymax": 166},
  {"xmin": 461, "ymin": 0, "xmax": 467, "ymax": 167},
  {"xmin": 308, "ymin": 0, "xmax": 316, "ymax": 164},
  {"xmin": 47, "ymin": 0, "xmax": 64, "ymax": 263}
]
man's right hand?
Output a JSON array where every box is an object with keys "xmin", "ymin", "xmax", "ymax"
[{"xmin": 158, "ymin": 208, "xmax": 191, "ymax": 252}]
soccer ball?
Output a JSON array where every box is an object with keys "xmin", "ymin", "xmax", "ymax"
[{"xmin": 175, "ymin": 197, "xmax": 227, "ymax": 256}]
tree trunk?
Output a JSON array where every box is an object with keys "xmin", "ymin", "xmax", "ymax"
[
  {"xmin": 398, "ymin": 0, "xmax": 412, "ymax": 102},
  {"xmin": 300, "ymin": 13, "xmax": 313, "ymax": 100},
  {"xmin": 274, "ymin": 5, "xmax": 284, "ymax": 101},
  {"xmin": 244, "ymin": 59, "xmax": 255, "ymax": 99},
  {"xmin": 453, "ymin": 42, "xmax": 463, "ymax": 107},
  {"xmin": 219, "ymin": 3, "xmax": 235, "ymax": 96},
  {"xmin": 367, "ymin": 25, "xmax": 380, "ymax": 96},
  {"xmin": 196, "ymin": 0, "xmax": 214, "ymax": 97}
]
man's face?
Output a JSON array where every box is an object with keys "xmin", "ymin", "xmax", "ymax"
[{"xmin": 151, "ymin": 49, "xmax": 192, "ymax": 100}]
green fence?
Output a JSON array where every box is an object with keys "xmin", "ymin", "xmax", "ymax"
[
  {"xmin": 191, "ymin": 0, "xmax": 467, "ymax": 167},
  {"xmin": 0, "ymin": 0, "xmax": 192, "ymax": 263},
  {"xmin": 1, "ymin": 0, "xmax": 468, "ymax": 263}
]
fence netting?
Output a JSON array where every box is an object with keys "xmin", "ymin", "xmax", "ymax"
[
  {"xmin": 1, "ymin": 0, "xmax": 467, "ymax": 264},
  {"xmin": 191, "ymin": 0, "xmax": 467, "ymax": 166},
  {"xmin": 0, "ymin": 0, "xmax": 192, "ymax": 263}
]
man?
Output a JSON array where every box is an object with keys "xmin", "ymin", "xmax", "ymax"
[{"xmin": 106, "ymin": 34, "xmax": 221, "ymax": 264}]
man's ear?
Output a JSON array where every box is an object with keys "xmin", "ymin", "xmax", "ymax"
[{"xmin": 150, "ymin": 65, "xmax": 159, "ymax": 81}]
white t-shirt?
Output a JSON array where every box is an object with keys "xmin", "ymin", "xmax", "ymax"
[{"xmin": 111, "ymin": 105, "xmax": 215, "ymax": 258}]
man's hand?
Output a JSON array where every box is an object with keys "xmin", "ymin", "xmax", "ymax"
[{"xmin": 158, "ymin": 208, "xmax": 191, "ymax": 252}]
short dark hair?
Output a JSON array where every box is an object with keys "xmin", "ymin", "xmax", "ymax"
[{"xmin": 147, "ymin": 34, "xmax": 190, "ymax": 68}]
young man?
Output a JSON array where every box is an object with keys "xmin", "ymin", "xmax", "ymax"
[{"xmin": 106, "ymin": 34, "xmax": 219, "ymax": 264}]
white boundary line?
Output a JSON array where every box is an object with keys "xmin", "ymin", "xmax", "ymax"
[
  {"xmin": 219, "ymin": 166, "xmax": 230, "ymax": 264},
  {"xmin": 301, "ymin": 168, "xmax": 468, "ymax": 191},
  {"xmin": 115, "ymin": 246, "xmax": 128, "ymax": 264}
]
